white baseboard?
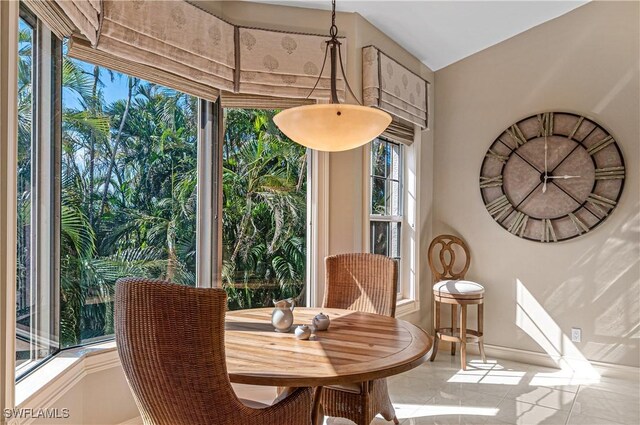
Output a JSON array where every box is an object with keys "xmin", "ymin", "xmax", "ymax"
[{"xmin": 464, "ymin": 342, "xmax": 640, "ymax": 380}]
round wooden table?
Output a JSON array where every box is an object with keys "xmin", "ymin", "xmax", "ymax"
[{"xmin": 225, "ymin": 308, "xmax": 432, "ymax": 424}]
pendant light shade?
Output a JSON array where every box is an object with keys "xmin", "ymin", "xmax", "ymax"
[
  {"xmin": 273, "ymin": 104, "xmax": 391, "ymax": 152},
  {"xmin": 273, "ymin": 0, "xmax": 391, "ymax": 152}
]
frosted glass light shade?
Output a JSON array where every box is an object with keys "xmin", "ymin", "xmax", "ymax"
[{"xmin": 273, "ymin": 104, "xmax": 392, "ymax": 152}]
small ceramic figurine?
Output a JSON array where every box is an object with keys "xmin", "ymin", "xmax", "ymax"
[
  {"xmin": 294, "ymin": 324, "xmax": 312, "ymax": 340},
  {"xmin": 271, "ymin": 298, "xmax": 295, "ymax": 332},
  {"xmin": 312, "ymin": 312, "xmax": 330, "ymax": 331}
]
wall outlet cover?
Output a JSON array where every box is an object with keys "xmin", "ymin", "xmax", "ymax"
[{"xmin": 571, "ymin": 327, "xmax": 582, "ymax": 343}]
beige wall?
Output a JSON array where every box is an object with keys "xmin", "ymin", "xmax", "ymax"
[{"xmin": 433, "ymin": 0, "xmax": 640, "ymax": 367}]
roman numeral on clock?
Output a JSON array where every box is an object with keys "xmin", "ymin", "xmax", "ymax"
[
  {"xmin": 480, "ymin": 175, "xmax": 503, "ymax": 188},
  {"xmin": 505, "ymin": 124, "xmax": 527, "ymax": 149},
  {"xmin": 587, "ymin": 135, "xmax": 614, "ymax": 155},
  {"xmin": 568, "ymin": 116, "xmax": 584, "ymax": 140},
  {"xmin": 485, "ymin": 149, "xmax": 509, "ymax": 164},
  {"xmin": 485, "ymin": 195, "xmax": 512, "ymax": 221},
  {"xmin": 568, "ymin": 212, "xmax": 589, "ymax": 235},
  {"xmin": 586, "ymin": 193, "xmax": 616, "ymax": 216},
  {"xmin": 541, "ymin": 219, "xmax": 557, "ymax": 243},
  {"xmin": 595, "ymin": 166, "xmax": 625, "ymax": 180},
  {"xmin": 508, "ymin": 211, "xmax": 528, "ymax": 237},
  {"xmin": 538, "ymin": 112, "xmax": 554, "ymax": 137}
]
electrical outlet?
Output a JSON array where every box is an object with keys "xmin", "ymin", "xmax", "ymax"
[{"xmin": 571, "ymin": 327, "xmax": 582, "ymax": 343}]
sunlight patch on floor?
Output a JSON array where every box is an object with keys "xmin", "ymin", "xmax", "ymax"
[{"xmin": 391, "ymin": 404, "xmax": 499, "ymax": 419}]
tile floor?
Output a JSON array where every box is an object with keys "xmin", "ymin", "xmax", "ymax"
[{"xmin": 322, "ymin": 355, "xmax": 640, "ymax": 425}]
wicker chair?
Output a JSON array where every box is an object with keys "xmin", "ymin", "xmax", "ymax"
[
  {"xmin": 320, "ymin": 253, "xmax": 399, "ymax": 425},
  {"xmin": 115, "ymin": 278, "xmax": 313, "ymax": 425}
]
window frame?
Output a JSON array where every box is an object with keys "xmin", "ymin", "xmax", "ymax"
[
  {"xmin": 369, "ymin": 138, "xmax": 403, "ymax": 262},
  {"xmin": 14, "ymin": 3, "xmax": 225, "ymax": 378},
  {"xmin": 365, "ymin": 136, "xmax": 420, "ymax": 316},
  {"xmin": 15, "ymin": 5, "xmax": 62, "ymax": 380}
]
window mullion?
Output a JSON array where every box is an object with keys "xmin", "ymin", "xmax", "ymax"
[{"xmin": 196, "ymin": 99, "xmax": 223, "ymax": 288}]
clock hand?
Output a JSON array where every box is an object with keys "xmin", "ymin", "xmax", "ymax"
[
  {"xmin": 544, "ymin": 134, "xmax": 548, "ymax": 175},
  {"xmin": 547, "ymin": 175, "xmax": 581, "ymax": 179},
  {"xmin": 542, "ymin": 133, "xmax": 548, "ymax": 193}
]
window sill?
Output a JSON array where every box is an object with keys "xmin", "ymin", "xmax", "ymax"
[
  {"xmin": 396, "ymin": 298, "xmax": 420, "ymax": 318},
  {"xmin": 15, "ymin": 341, "xmax": 119, "ymax": 408}
]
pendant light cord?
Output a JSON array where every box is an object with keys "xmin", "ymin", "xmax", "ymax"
[
  {"xmin": 304, "ymin": 0, "xmax": 363, "ymax": 105},
  {"xmin": 330, "ymin": 0, "xmax": 338, "ymax": 38}
]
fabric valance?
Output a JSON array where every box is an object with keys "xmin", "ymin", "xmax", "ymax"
[
  {"xmin": 220, "ymin": 92, "xmax": 314, "ymax": 110},
  {"xmin": 97, "ymin": 0, "xmax": 236, "ymax": 95},
  {"xmin": 27, "ymin": 0, "xmax": 346, "ymax": 103},
  {"xmin": 381, "ymin": 118, "xmax": 415, "ymax": 146},
  {"xmin": 362, "ymin": 45, "xmax": 428, "ymax": 129},
  {"xmin": 237, "ymin": 27, "xmax": 346, "ymax": 101},
  {"xmin": 68, "ymin": 37, "xmax": 221, "ymax": 102},
  {"xmin": 23, "ymin": 0, "xmax": 100, "ymax": 45}
]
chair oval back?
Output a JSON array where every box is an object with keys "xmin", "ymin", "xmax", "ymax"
[
  {"xmin": 323, "ymin": 253, "xmax": 398, "ymax": 317},
  {"xmin": 427, "ymin": 235, "xmax": 470, "ymax": 282},
  {"xmin": 115, "ymin": 278, "xmax": 241, "ymax": 425}
]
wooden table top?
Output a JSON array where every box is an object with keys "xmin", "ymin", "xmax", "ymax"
[{"xmin": 225, "ymin": 308, "xmax": 432, "ymax": 387}]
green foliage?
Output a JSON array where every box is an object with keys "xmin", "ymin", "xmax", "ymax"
[
  {"xmin": 54, "ymin": 58, "xmax": 307, "ymax": 346},
  {"xmin": 222, "ymin": 109, "xmax": 307, "ymax": 310}
]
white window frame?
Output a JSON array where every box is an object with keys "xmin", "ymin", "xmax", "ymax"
[{"xmin": 364, "ymin": 136, "xmax": 420, "ymax": 317}]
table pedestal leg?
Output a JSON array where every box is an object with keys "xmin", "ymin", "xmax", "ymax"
[{"xmin": 312, "ymin": 386, "xmax": 324, "ymax": 425}]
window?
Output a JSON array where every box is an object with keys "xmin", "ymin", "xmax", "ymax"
[
  {"xmin": 16, "ymin": 11, "xmax": 60, "ymax": 376},
  {"xmin": 59, "ymin": 54, "xmax": 198, "ymax": 347},
  {"xmin": 14, "ymin": 5, "xmax": 316, "ymax": 379},
  {"xmin": 370, "ymin": 138, "xmax": 402, "ymax": 260},
  {"xmin": 222, "ymin": 109, "xmax": 309, "ymax": 310},
  {"xmin": 368, "ymin": 136, "xmax": 420, "ymax": 310}
]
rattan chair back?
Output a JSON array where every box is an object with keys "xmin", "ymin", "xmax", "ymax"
[
  {"xmin": 115, "ymin": 277, "xmax": 312, "ymax": 425},
  {"xmin": 323, "ymin": 253, "xmax": 398, "ymax": 317}
]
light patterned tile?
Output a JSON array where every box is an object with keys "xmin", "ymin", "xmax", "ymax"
[
  {"xmin": 338, "ymin": 356, "xmax": 639, "ymax": 425},
  {"xmin": 494, "ymin": 399, "xmax": 569, "ymax": 425},
  {"xmin": 579, "ymin": 376, "xmax": 640, "ymax": 398},
  {"xmin": 572, "ymin": 390, "xmax": 640, "ymax": 424},
  {"xmin": 504, "ymin": 386, "xmax": 576, "ymax": 411},
  {"xmin": 566, "ymin": 412, "xmax": 626, "ymax": 425}
]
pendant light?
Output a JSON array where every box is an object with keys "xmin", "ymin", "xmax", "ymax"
[{"xmin": 273, "ymin": 0, "xmax": 392, "ymax": 152}]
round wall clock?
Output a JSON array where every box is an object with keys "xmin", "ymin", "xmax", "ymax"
[{"xmin": 480, "ymin": 112, "xmax": 625, "ymax": 242}]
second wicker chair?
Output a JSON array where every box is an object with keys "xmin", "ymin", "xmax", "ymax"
[
  {"xmin": 320, "ymin": 253, "xmax": 399, "ymax": 425},
  {"xmin": 115, "ymin": 278, "xmax": 313, "ymax": 425}
]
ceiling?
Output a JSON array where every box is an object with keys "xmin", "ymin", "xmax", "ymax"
[{"xmin": 246, "ymin": 1, "xmax": 588, "ymax": 70}]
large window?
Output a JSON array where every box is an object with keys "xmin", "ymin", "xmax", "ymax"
[
  {"xmin": 15, "ymin": 8, "xmax": 313, "ymax": 378},
  {"xmin": 370, "ymin": 138, "xmax": 402, "ymax": 260},
  {"xmin": 222, "ymin": 109, "xmax": 308, "ymax": 310},
  {"xmin": 59, "ymin": 54, "xmax": 198, "ymax": 347}
]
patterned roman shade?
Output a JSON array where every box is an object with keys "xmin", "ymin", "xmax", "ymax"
[
  {"xmin": 362, "ymin": 45, "xmax": 428, "ymax": 129},
  {"xmin": 44, "ymin": 0, "xmax": 347, "ymax": 103},
  {"xmin": 93, "ymin": 0, "xmax": 235, "ymax": 100},
  {"xmin": 23, "ymin": 0, "xmax": 100, "ymax": 45},
  {"xmin": 237, "ymin": 27, "xmax": 346, "ymax": 101},
  {"xmin": 382, "ymin": 118, "xmax": 416, "ymax": 146},
  {"xmin": 68, "ymin": 37, "xmax": 221, "ymax": 102}
]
